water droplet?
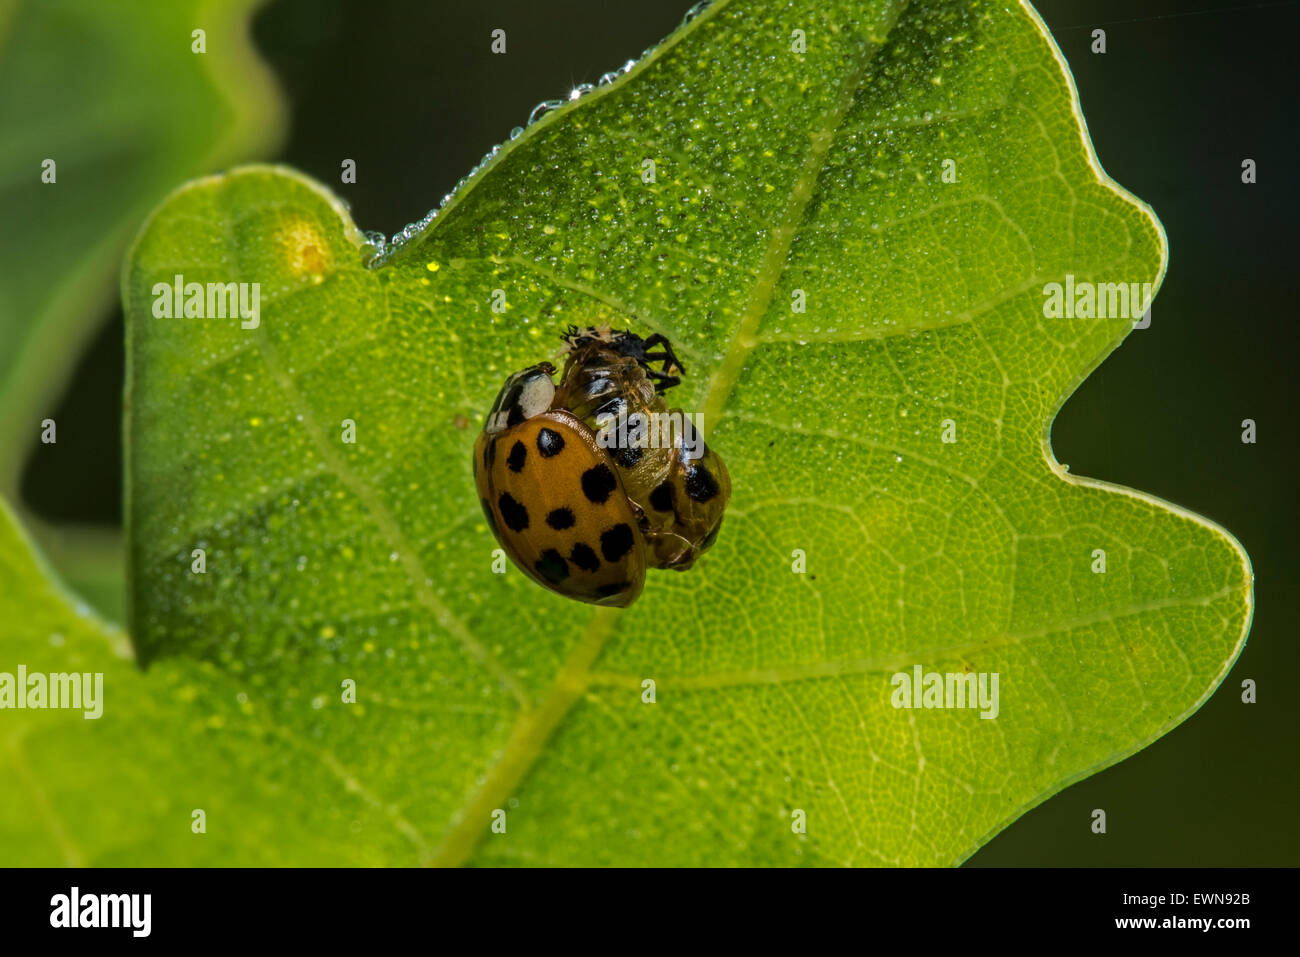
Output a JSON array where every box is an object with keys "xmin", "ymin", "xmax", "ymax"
[
  {"xmin": 528, "ymin": 99, "xmax": 565, "ymax": 125},
  {"xmin": 366, "ymin": 33, "xmax": 679, "ymax": 269}
]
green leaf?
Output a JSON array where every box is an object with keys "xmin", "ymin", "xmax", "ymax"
[
  {"xmin": 0, "ymin": 0, "xmax": 284, "ymax": 493},
  {"xmin": 0, "ymin": 499, "xmax": 436, "ymax": 865},
  {"xmin": 13, "ymin": 0, "xmax": 1254, "ymax": 866},
  {"xmin": 19, "ymin": 519, "xmax": 127, "ymax": 624}
]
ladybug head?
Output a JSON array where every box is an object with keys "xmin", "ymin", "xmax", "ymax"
[{"xmin": 484, "ymin": 362, "xmax": 556, "ymax": 434}]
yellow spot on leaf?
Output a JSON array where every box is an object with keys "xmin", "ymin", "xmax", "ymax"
[{"xmin": 279, "ymin": 219, "xmax": 331, "ymax": 281}]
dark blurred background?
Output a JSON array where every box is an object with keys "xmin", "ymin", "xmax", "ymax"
[{"xmin": 19, "ymin": 0, "xmax": 1298, "ymax": 865}]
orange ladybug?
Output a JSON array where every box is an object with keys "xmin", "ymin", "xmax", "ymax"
[{"xmin": 473, "ymin": 328, "xmax": 729, "ymax": 606}]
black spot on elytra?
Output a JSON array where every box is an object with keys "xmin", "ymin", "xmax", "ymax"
[
  {"xmin": 684, "ymin": 463, "xmax": 720, "ymax": 502},
  {"xmin": 581, "ymin": 463, "xmax": 617, "ymax": 504},
  {"xmin": 595, "ymin": 581, "xmax": 631, "ymax": 598},
  {"xmin": 615, "ymin": 446, "xmax": 643, "ymax": 468},
  {"xmin": 485, "ymin": 440, "xmax": 496, "ymax": 469},
  {"xmin": 546, "ymin": 507, "xmax": 575, "ymax": 530},
  {"xmin": 649, "ymin": 481, "xmax": 675, "ymax": 512},
  {"xmin": 679, "ymin": 417, "xmax": 702, "ymax": 460},
  {"xmin": 507, "ymin": 440, "xmax": 527, "ymax": 473},
  {"xmin": 569, "ymin": 543, "xmax": 600, "ymax": 572},
  {"xmin": 600, "ymin": 523, "xmax": 635, "ymax": 562},
  {"xmin": 498, "ymin": 492, "xmax": 529, "ymax": 532},
  {"xmin": 480, "ymin": 497, "xmax": 497, "ymax": 535},
  {"xmin": 537, "ymin": 427, "xmax": 565, "ymax": 457},
  {"xmin": 535, "ymin": 549, "xmax": 569, "ymax": 584}
]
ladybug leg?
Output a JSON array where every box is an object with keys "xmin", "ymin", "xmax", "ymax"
[
  {"xmin": 641, "ymin": 333, "xmax": 686, "ymax": 375},
  {"xmin": 645, "ymin": 367, "xmax": 682, "ymax": 393}
]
